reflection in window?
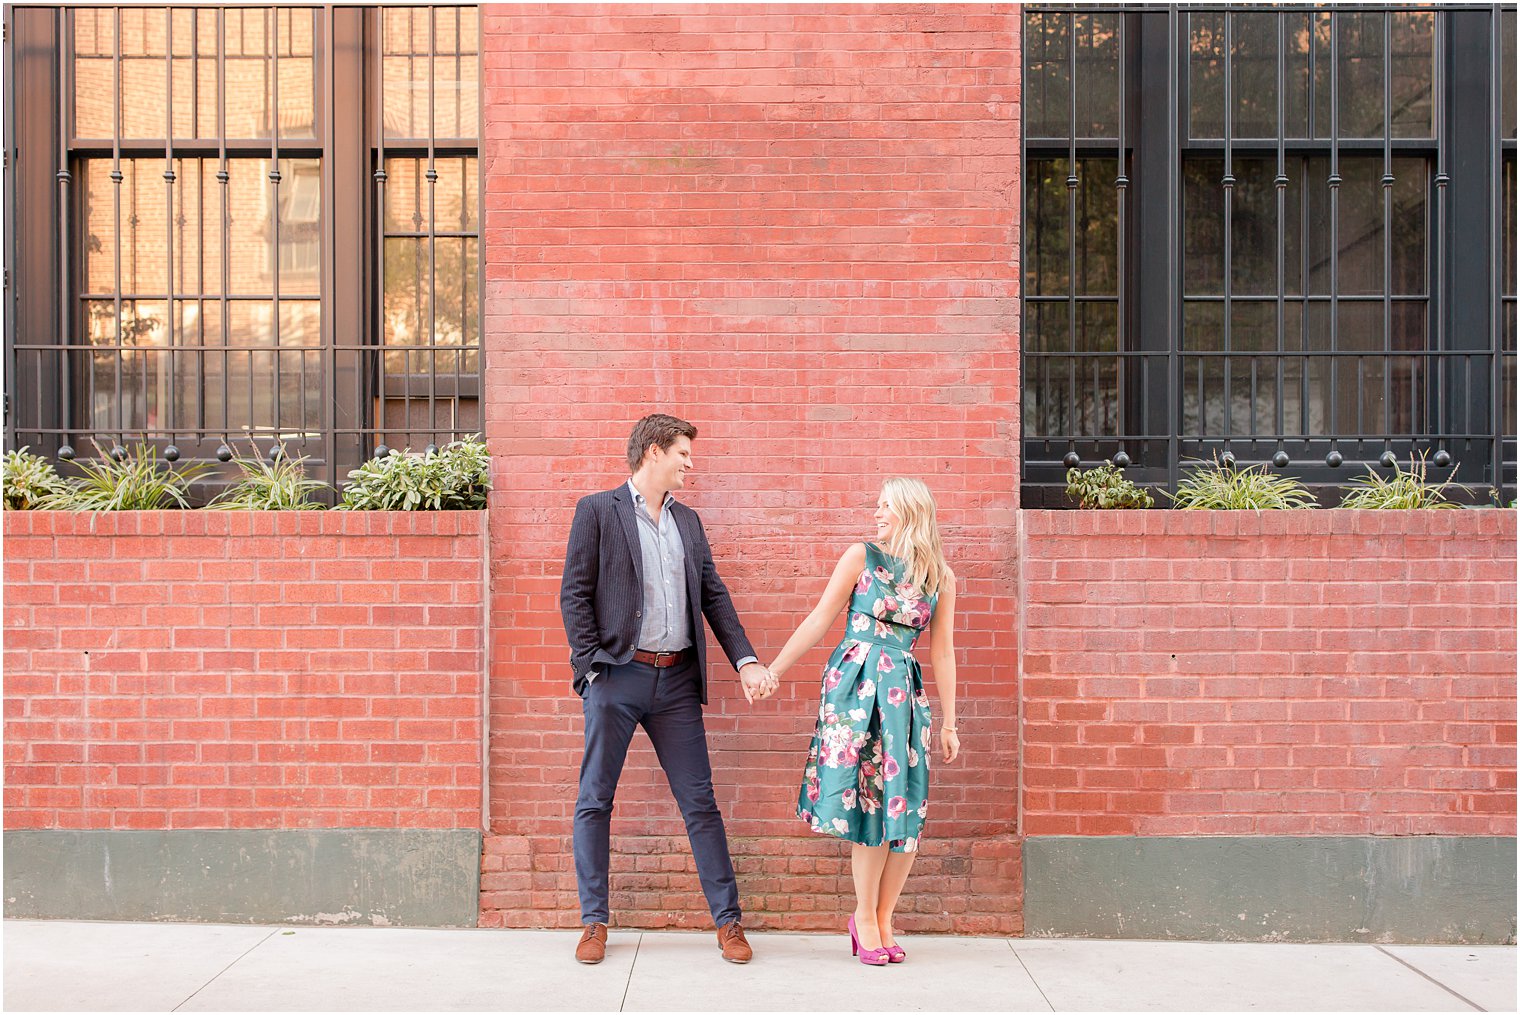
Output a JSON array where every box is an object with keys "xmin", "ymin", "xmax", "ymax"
[
  {"xmin": 81, "ymin": 156, "xmax": 323, "ymax": 438},
  {"xmin": 73, "ymin": 7, "xmax": 315, "ymax": 141},
  {"xmin": 382, "ymin": 6, "xmax": 479, "ymax": 140},
  {"xmin": 1190, "ymin": 10, "xmax": 1434, "ymax": 141},
  {"xmin": 377, "ymin": 6, "xmax": 480, "ymax": 448}
]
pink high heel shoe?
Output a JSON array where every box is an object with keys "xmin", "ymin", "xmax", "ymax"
[
  {"xmin": 886, "ymin": 944, "xmax": 906, "ymax": 963},
  {"xmin": 847, "ymin": 915, "xmax": 891, "ymax": 966}
]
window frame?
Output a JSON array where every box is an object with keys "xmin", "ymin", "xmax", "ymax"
[
  {"xmin": 2, "ymin": 5, "xmax": 483, "ymax": 496},
  {"xmin": 1020, "ymin": 4, "xmax": 1518, "ymax": 506}
]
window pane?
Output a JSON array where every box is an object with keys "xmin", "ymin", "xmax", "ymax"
[
  {"xmin": 383, "ymin": 8, "xmax": 430, "ymax": 139},
  {"xmin": 196, "ymin": 9, "xmax": 219, "ymax": 139},
  {"xmin": 1074, "ymin": 12, "xmax": 1120, "ymax": 139},
  {"xmin": 1026, "ymin": 301, "xmax": 1069, "ymax": 355},
  {"xmin": 383, "ymin": 238, "xmax": 477, "ymax": 375},
  {"xmin": 1389, "ymin": 158, "xmax": 1429, "ymax": 295},
  {"xmin": 84, "ymin": 300, "xmax": 169, "ymax": 434},
  {"xmin": 1336, "ymin": 12, "xmax": 1386, "ymax": 140},
  {"xmin": 278, "ymin": 160, "xmax": 322, "ymax": 294},
  {"xmin": 73, "ymin": 9, "xmax": 117, "ymax": 139},
  {"xmin": 1183, "ymin": 300, "xmax": 1224, "ymax": 353},
  {"xmin": 170, "ymin": 159, "xmax": 224, "ymax": 298},
  {"xmin": 1337, "ymin": 299, "xmax": 1383, "ymax": 354},
  {"xmin": 1028, "ymin": 157, "xmax": 1118, "ymax": 297},
  {"xmin": 1232, "ymin": 12, "xmax": 1282, "ymax": 139},
  {"xmin": 1389, "ymin": 12, "xmax": 1434, "ymax": 139},
  {"xmin": 1184, "ymin": 159, "xmax": 1224, "ymax": 295},
  {"xmin": 82, "ymin": 162, "xmax": 118, "ymax": 295},
  {"xmin": 432, "ymin": 6, "xmax": 479, "ymax": 140},
  {"xmin": 1025, "ymin": 10, "xmax": 1071, "ymax": 138},
  {"xmin": 1232, "ymin": 159, "xmax": 1303, "ymax": 297},
  {"xmin": 385, "ymin": 157, "xmax": 478, "ymax": 234},
  {"xmin": 119, "ymin": 8, "xmax": 168, "ymax": 140},
  {"xmin": 276, "ymin": 8, "xmax": 317, "ymax": 140},
  {"xmin": 1505, "ymin": 158, "xmax": 1517, "ymax": 301},
  {"xmin": 1305, "ymin": 157, "xmax": 1427, "ymax": 297},
  {"xmin": 226, "ymin": 158, "xmax": 322, "ymax": 296},
  {"xmin": 224, "ymin": 9, "xmax": 269, "ymax": 138},
  {"xmin": 221, "ymin": 9, "xmax": 316, "ymax": 140},
  {"xmin": 1312, "ymin": 12, "xmax": 1433, "ymax": 140},
  {"xmin": 1503, "ymin": 11, "xmax": 1517, "ymax": 141},
  {"xmin": 81, "ymin": 159, "xmax": 169, "ymax": 296},
  {"xmin": 1189, "ymin": 12, "xmax": 1226, "ymax": 139}
]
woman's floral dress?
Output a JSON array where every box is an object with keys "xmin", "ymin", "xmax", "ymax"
[{"xmin": 797, "ymin": 542, "xmax": 937, "ymax": 852}]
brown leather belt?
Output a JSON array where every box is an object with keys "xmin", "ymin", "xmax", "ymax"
[{"xmin": 631, "ymin": 647, "xmax": 692, "ymax": 668}]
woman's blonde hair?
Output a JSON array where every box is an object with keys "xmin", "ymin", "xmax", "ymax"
[{"xmin": 879, "ymin": 477, "xmax": 950, "ymax": 598}]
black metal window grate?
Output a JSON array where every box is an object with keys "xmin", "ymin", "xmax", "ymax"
[
  {"xmin": 1021, "ymin": 4, "xmax": 1519, "ymax": 506},
  {"xmin": 3, "ymin": 5, "xmax": 482, "ymax": 494}
]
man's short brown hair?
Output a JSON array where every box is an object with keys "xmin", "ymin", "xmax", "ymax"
[{"xmin": 627, "ymin": 414, "xmax": 698, "ymax": 472}]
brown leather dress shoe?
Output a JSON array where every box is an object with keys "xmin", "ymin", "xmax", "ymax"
[
  {"xmin": 716, "ymin": 921, "xmax": 753, "ymax": 963},
  {"xmin": 575, "ymin": 923, "xmax": 608, "ymax": 964}
]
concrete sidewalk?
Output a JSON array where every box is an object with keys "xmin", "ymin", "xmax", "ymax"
[{"xmin": 2, "ymin": 920, "xmax": 1514, "ymax": 1013}]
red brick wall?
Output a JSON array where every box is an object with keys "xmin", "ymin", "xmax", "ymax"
[
  {"xmin": 3, "ymin": 511, "xmax": 487, "ymax": 831},
  {"xmin": 480, "ymin": 4, "xmax": 1023, "ymax": 932},
  {"xmin": 1020, "ymin": 510, "xmax": 1518, "ymax": 837}
]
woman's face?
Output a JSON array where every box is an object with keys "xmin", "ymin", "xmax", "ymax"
[{"xmin": 874, "ymin": 491, "xmax": 902, "ymax": 543}]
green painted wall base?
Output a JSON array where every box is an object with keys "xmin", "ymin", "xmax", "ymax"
[
  {"xmin": 1024, "ymin": 835, "xmax": 1516, "ymax": 944},
  {"xmin": 3, "ymin": 828, "xmax": 482, "ymax": 927}
]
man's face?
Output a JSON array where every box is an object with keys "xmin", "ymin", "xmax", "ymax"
[{"xmin": 647, "ymin": 435, "xmax": 694, "ymax": 492}]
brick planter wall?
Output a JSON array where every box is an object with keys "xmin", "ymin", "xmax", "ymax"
[
  {"xmin": 3, "ymin": 510, "xmax": 488, "ymax": 925},
  {"xmin": 479, "ymin": 4, "xmax": 1023, "ymax": 932},
  {"xmin": 1020, "ymin": 510, "xmax": 1516, "ymax": 837}
]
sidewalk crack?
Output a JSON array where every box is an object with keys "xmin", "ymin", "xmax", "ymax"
[
  {"xmin": 1373, "ymin": 944, "xmax": 1486, "ymax": 1012},
  {"xmin": 171, "ymin": 927, "xmax": 280, "ymax": 1012},
  {"xmin": 619, "ymin": 932, "xmax": 644, "ymax": 1012},
  {"xmin": 1009, "ymin": 940, "xmax": 1056, "ymax": 1012}
]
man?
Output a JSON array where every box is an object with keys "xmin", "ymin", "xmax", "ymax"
[{"xmin": 560, "ymin": 414, "xmax": 776, "ymax": 965}]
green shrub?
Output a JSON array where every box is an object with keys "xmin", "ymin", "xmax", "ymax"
[
  {"xmin": 1065, "ymin": 460, "xmax": 1154, "ymax": 509},
  {"xmin": 2, "ymin": 447, "xmax": 67, "ymax": 510},
  {"xmin": 1167, "ymin": 454, "xmax": 1316, "ymax": 510},
  {"xmin": 43, "ymin": 442, "xmax": 211, "ymax": 511},
  {"xmin": 338, "ymin": 436, "xmax": 490, "ymax": 511},
  {"xmin": 1338, "ymin": 454, "xmax": 1466, "ymax": 509},
  {"xmin": 209, "ymin": 444, "xmax": 329, "ymax": 510}
]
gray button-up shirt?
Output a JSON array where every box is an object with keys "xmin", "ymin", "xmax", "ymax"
[{"xmin": 629, "ymin": 479, "xmax": 691, "ymax": 653}]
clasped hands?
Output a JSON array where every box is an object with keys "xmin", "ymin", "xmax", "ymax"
[{"xmin": 739, "ymin": 661, "xmax": 779, "ymax": 703}]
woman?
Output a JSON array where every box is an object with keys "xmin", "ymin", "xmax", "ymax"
[{"xmin": 767, "ymin": 477, "xmax": 959, "ymax": 966}]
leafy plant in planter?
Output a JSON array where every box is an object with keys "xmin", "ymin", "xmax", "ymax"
[
  {"xmin": 2, "ymin": 447, "xmax": 67, "ymax": 510},
  {"xmin": 209, "ymin": 444, "xmax": 329, "ymax": 510},
  {"xmin": 339, "ymin": 436, "xmax": 490, "ymax": 511},
  {"xmin": 42, "ymin": 442, "xmax": 211, "ymax": 511},
  {"xmin": 1167, "ymin": 454, "xmax": 1316, "ymax": 510},
  {"xmin": 1065, "ymin": 460, "xmax": 1154, "ymax": 509},
  {"xmin": 1338, "ymin": 453, "xmax": 1466, "ymax": 510}
]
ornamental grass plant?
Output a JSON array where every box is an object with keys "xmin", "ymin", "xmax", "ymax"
[
  {"xmin": 40, "ymin": 443, "xmax": 211, "ymax": 511},
  {"xmin": 1167, "ymin": 454, "xmax": 1317, "ymax": 510},
  {"xmin": 208, "ymin": 444, "xmax": 330, "ymax": 510},
  {"xmin": 1337, "ymin": 454, "xmax": 1467, "ymax": 510}
]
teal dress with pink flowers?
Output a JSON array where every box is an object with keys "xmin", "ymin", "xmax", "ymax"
[{"xmin": 797, "ymin": 542, "xmax": 936, "ymax": 853}]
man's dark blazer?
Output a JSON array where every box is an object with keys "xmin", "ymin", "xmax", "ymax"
[{"xmin": 560, "ymin": 483, "xmax": 756, "ymax": 705}]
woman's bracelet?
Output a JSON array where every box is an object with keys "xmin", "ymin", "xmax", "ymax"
[{"xmin": 941, "ymin": 725, "xmax": 958, "ymax": 733}]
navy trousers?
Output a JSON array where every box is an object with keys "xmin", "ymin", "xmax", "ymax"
[{"xmin": 573, "ymin": 657, "xmax": 741, "ymax": 927}]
